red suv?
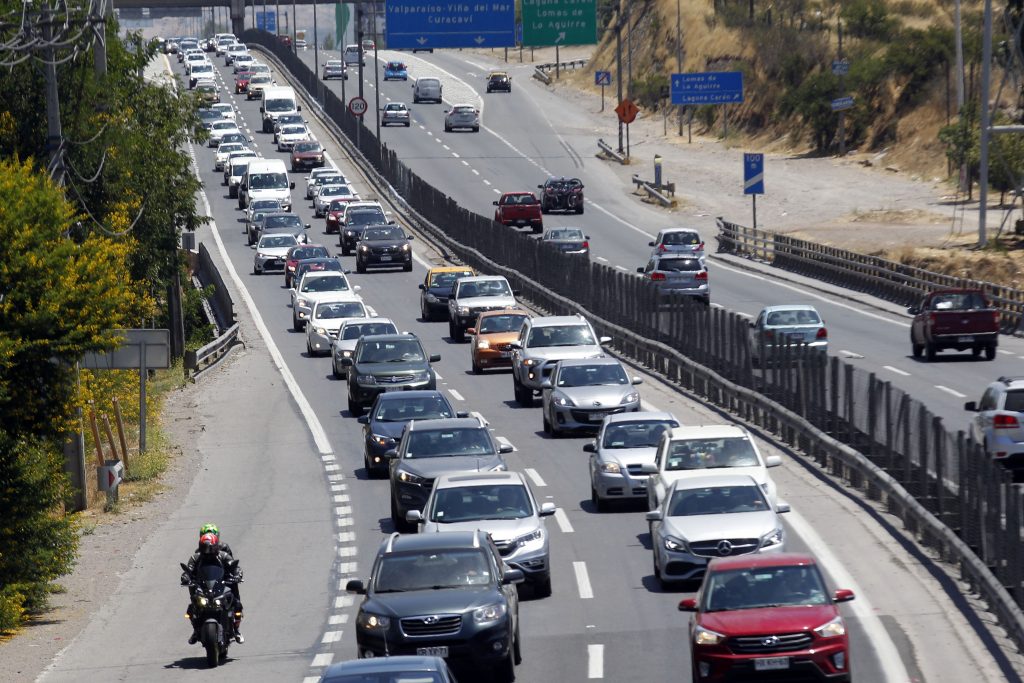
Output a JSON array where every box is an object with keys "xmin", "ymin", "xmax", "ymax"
[{"xmin": 679, "ymin": 553, "xmax": 854, "ymax": 682}]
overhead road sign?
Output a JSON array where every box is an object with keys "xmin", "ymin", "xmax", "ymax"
[
  {"xmin": 831, "ymin": 96, "xmax": 854, "ymax": 111},
  {"xmin": 670, "ymin": 71, "xmax": 744, "ymax": 106},
  {"xmin": 594, "ymin": 70, "xmax": 611, "ymax": 86},
  {"xmin": 384, "ymin": 0, "xmax": 516, "ymax": 49},
  {"xmin": 522, "ymin": 0, "xmax": 598, "ymax": 47},
  {"xmin": 744, "ymin": 153, "xmax": 764, "ymax": 195},
  {"xmin": 257, "ymin": 10, "xmax": 276, "ymax": 33}
]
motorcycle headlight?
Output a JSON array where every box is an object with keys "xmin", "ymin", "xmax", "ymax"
[
  {"xmin": 195, "ymin": 595, "xmax": 209, "ymax": 607},
  {"xmin": 621, "ymin": 391, "xmax": 640, "ymax": 405},
  {"xmin": 664, "ymin": 535, "xmax": 687, "ymax": 552},
  {"xmin": 398, "ymin": 470, "xmax": 425, "ymax": 485},
  {"xmin": 551, "ymin": 392, "xmax": 574, "ymax": 407},
  {"xmin": 814, "ymin": 616, "xmax": 846, "ymax": 638},
  {"xmin": 472, "ymin": 602, "xmax": 507, "ymax": 624},
  {"xmin": 355, "ymin": 374, "xmax": 378, "ymax": 384},
  {"xmin": 477, "ymin": 339, "xmax": 490, "ymax": 349},
  {"xmin": 371, "ymin": 434, "xmax": 394, "ymax": 447},
  {"xmin": 214, "ymin": 598, "xmax": 223, "ymax": 606},
  {"xmin": 357, "ymin": 611, "xmax": 391, "ymax": 630},
  {"xmin": 599, "ymin": 461, "xmax": 621, "ymax": 473},
  {"xmin": 761, "ymin": 527, "xmax": 784, "ymax": 548},
  {"xmin": 515, "ymin": 528, "xmax": 543, "ymax": 547},
  {"xmin": 694, "ymin": 625, "xmax": 726, "ymax": 646}
]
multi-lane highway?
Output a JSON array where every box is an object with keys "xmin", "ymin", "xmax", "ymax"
[{"xmin": 33, "ymin": 48, "xmax": 1018, "ymax": 683}]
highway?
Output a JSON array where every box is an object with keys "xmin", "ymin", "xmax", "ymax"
[
  {"xmin": 289, "ymin": 46, "xmax": 1024, "ymax": 435},
  {"xmin": 35, "ymin": 50, "xmax": 1016, "ymax": 683}
]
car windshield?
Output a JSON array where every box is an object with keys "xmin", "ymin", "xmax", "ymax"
[
  {"xmin": 251, "ymin": 200, "xmax": 281, "ymax": 211},
  {"xmin": 374, "ymin": 549, "xmax": 490, "ymax": 592},
  {"xmin": 265, "ymin": 98, "xmax": 294, "ymax": 112},
  {"xmin": 430, "ymin": 484, "xmax": 532, "ymax": 523},
  {"xmin": 342, "ymin": 322, "xmax": 398, "ymax": 341},
  {"xmin": 662, "ymin": 231, "xmax": 701, "ymax": 246},
  {"xmin": 357, "ymin": 339, "xmax": 424, "ymax": 363},
  {"xmin": 281, "ymin": 125, "xmax": 305, "ymax": 135},
  {"xmin": 301, "ymin": 275, "xmax": 348, "ymax": 292},
  {"xmin": 665, "ymin": 437, "xmax": 760, "ymax": 470},
  {"xmin": 347, "ymin": 210, "xmax": 387, "ymax": 227},
  {"xmin": 556, "ymin": 363, "xmax": 628, "ymax": 387},
  {"xmin": 315, "ymin": 302, "xmax": 365, "ymax": 320},
  {"xmin": 321, "ymin": 186, "xmax": 350, "ymax": 197},
  {"xmin": 249, "ymin": 172, "xmax": 288, "ymax": 190},
  {"xmin": 324, "ymin": 673, "xmax": 446, "ymax": 683},
  {"xmin": 221, "ymin": 134, "xmax": 246, "ymax": 144},
  {"xmin": 505, "ymin": 193, "xmax": 538, "ymax": 205},
  {"xmin": 547, "ymin": 179, "xmax": 581, "ymax": 191},
  {"xmin": 212, "ymin": 122, "xmax": 236, "ymax": 131},
  {"xmin": 290, "ymin": 246, "xmax": 328, "ymax": 261},
  {"xmin": 765, "ymin": 309, "xmax": 822, "ymax": 326},
  {"xmin": 668, "ymin": 484, "xmax": 768, "ymax": 516},
  {"xmin": 258, "ymin": 235, "xmax": 297, "ymax": 248},
  {"xmin": 294, "ymin": 142, "xmax": 321, "ymax": 152},
  {"xmin": 453, "ymin": 106, "xmax": 475, "ymax": 114},
  {"xmin": 527, "ymin": 324, "xmax": 595, "ymax": 348},
  {"xmin": 230, "ymin": 162, "xmax": 250, "ymax": 176},
  {"xmin": 656, "ymin": 258, "xmax": 703, "ymax": 273},
  {"xmin": 405, "ymin": 428, "xmax": 494, "ymax": 458},
  {"xmin": 384, "ymin": 104, "xmax": 407, "ymax": 112},
  {"xmin": 547, "ymin": 229, "xmax": 585, "ymax": 240},
  {"xmin": 373, "ymin": 394, "xmax": 453, "ymax": 422},
  {"xmin": 278, "ymin": 115, "xmax": 303, "ymax": 126},
  {"xmin": 479, "ymin": 314, "xmax": 528, "ymax": 334},
  {"xmin": 199, "ymin": 109, "xmax": 221, "ymax": 121},
  {"xmin": 264, "ymin": 215, "xmax": 301, "ymax": 229},
  {"xmin": 456, "ymin": 280, "xmax": 511, "ymax": 298},
  {"xmin": 930, "ymin": 292, "xmax": 989, "ymax": 311},
  {"xmin": 601, "ymin": 420, "xmax": 676, "ymax": 449},
  {"xmin": 704, "ymin": 566, "xmax": 829, "ymax": 612},
  {"xmin": 363, "ymin": 227, "xmax": 405, "ymax": 241},
  {"xmin": 387, "ymin": 62, "xmax": 404, "ymax": 69},
  {"xmin": 429, "ymin": 271, "xmax": 473, "ymax": 288}
]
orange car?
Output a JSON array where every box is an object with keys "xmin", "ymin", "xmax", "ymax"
[{"xmin": 468, "ymin": 308, "xmax": 532, "ymax": 374}]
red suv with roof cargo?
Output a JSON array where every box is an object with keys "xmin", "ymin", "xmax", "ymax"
[{"xmin": 678, "ymin": 553, "xmax": 854, "ymax": 682}]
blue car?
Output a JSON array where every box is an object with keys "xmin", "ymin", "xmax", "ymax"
[{"xmin": 383, "ymin": 60, "xmax": 408, "ymax": 81}]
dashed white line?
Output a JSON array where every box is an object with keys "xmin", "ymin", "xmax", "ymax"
[
  {"xmin": 333, "ymin": 494, "xmax": 350, "ymax": 503},
  {"xmin": 483, "ymin": 179, "xmax": 492, "ymax": 185},
  {"xmin": 321, "ymin": 630, "xmax": 342, "ymax": 643},
  {"xmin": 448, "ymin": 388, "xmax": 466, "ymax": 401},
  {"xmin": 492, "ymin": 188, "xmax": 502, "ymax": 194},
  {"xmin": 442, "ymin": 144, "xmax": 450, "ymax": 150},
  {"xmin": 471, "ymin": 169, "xmax": 480, "ymax": 175},
  {"xmin": 328, "ymin": 614, "xmax": 349, "ymax": 625},
  {"xmin": 303, "ymin": 677, "xmax": 320, "ymax": 683},
  {"xmin": 451, "ymin": 151, "xmax": 460, "ymax": 158},
  {"xmin": 311, "ymin": 653, "xmax": 334, "ymax": 667},
  {"xmin": 839, "ymin": 349, "xmax": 864, "ymax": 359},
  {"xmin": 935, "ymin": 385, "xmax": 966, "ymax": 398},
  {"xmin": 461, "ymin": 160, "xmax": 470, "ymax": 166},
  {"xmin": 554, "ymin": 507, "xmax": 574, "ymax": 533},
  {"xmin": 883, "ymin": 365, "xmax": 910, "ymax": 376},
  {"xmin": 334, "ymin": 595, "xmax": 354, "ymax": 609},
  {"xmin": 595, "ymin": 256, "xmax": 608, "ymax": 262},
  {"xmin": 573, "ymin": 561, "xmax": 594, "ymax": 599},
  {"xmin": 524, "ymin": 467, "xmax": 547, "ymax": 487},
  {"xmin": 588, "ymin": 644, "xmax": 605, "ymax": 678}
]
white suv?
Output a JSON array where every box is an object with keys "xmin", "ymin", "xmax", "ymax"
[
  {"xmin": 965, "ymin": 377, "xmax": 1024, "ymax": 467},
  {"xmin": 509, "ymin": 315, "xmax": 609, "ymax": 407}
]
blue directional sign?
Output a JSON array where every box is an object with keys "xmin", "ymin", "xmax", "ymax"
[
  {"xmin": 257, "ymin": 10, "xmax": 276, "ymax": 33},
  {"xmin": 744, "ymin": 153, "xmax": 764, "ymax": 195},
  {"xmin": 831, "ymin": 59, "xmax": 849, "ymax": 76},
  {"xmin": 516, "ymin": 22, "xmax": 523, "ymax": 45},
  {"xmin": 385, "ymin": 0, "xmax": 516, "ymax": 49},
  {"xmin": 594, "ymin": 70, "xmax": 611, "ymax": 86},
  {"xmin": 670, "ymin": 72, "xmax": 744, "ymax": 106},
  {"xmin": 831, "ymin": 96, "xmax": 855, "ymax": 112}
]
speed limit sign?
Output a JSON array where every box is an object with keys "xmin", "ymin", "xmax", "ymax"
[{"xmin": 348, "ymin": 96, "xmax": 368, "ymax": 117}]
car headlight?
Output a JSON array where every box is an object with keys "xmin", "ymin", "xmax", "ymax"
[
  {"xmin": 472, "ymin": 602, "xmax": 507, "ymax": 624},
  {"xmin": 664, "ymin": 535, "xmax": 687, "ymax": 552},
  {"xmin": 490, "ymin": 463, "xmax": 507, "ymax": 472},
  {"xmin": 359, "ymin": 245, "xmax": 369, "ymax": 252},
  {"xmin": 522, "ymin": 358, "xmax": 540, "ymax": 367},
  {"xmin": 457, "ymin": 306, "xmax": 471, "ymax": 315},
  {"xmin": 345, "ymin": 230, "xmax": 354, "ymax": 236},
  {"xmin": 296, "ymin": 298, "xmax": 309, "ymax": 307},
  {"xmin": 761, "ymin": 527, "xmax": 784, "ymax": 548},
  {"xmin": 814, "ymin": 616, "xmax": 846, "ymax": 638},
  {"xmin": 357, "ymin": 611, "xmax": 391, "ymax": 630},
  {"xmin": 371, "ymin": 434, "xmax": 394, "ymax": 447},
  {"xmin": 316, "ymin": 327, "xmax": 333, "ymax": 336},
  {"xmin": 398, "ymin": 470, "xmax": 426, "ymax": 485},
  {"xmin": 621, "ymin": 391, "xmax": 640, "ymax": 405},
  {"xmin": 256, "ymin": 252, "xmax": 268, "ymax": 259},
  {"xmin": 425, "ymin": 293, "xmax": 438, "ymax": 303},
  {"xmin": 694, "ymin": 625, "xmax": 725, "ymax": 646},
  {"xmin": 551, "ymin": 392, "xmax": 574, "ymax": 407},
  {"xmin": 599, "ymin": 461, "xmax": 621, "ymax": 474},
  {"xmin": 401, "ymin": 243, "xmax": 410, "ymax": 252},
  {"xmin": 341, "ymin": 350, "xmax": 353, "ymax": 358},
  {"xmin": 411, "ymin": 370, "xmax": 431, "ymax": 382},
  {"xmin": 514, "ymin": 528, "xmax": 543, "ymax": 547},
  {"xmin": 355, "ymin": 374, "xmax": 378, "ymax": 384},
  {"xmin": 477, "ymin": 339, "xmax": 490, "ymax": 349}
]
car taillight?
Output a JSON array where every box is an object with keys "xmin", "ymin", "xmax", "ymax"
[
  {"xmin": 816, "ymin": 327, "xmax": 828, "ymax": 339},
  {"xmin": 928, "ymin": 313, "xmax": 937, "ymax": 325},
  {"xmin": 650, "ymin": 272, "xmax": 666, "ymax": 281},
  {"xmin": 697, "ymin": 242, "xmax": 705, "ymax": 251},
  {"xmin": 581, "ymin": 241, "xmax": 589, "ymax": 249},
  {"xmin": 994, "ymin": 311, "xmax": 1001, "ymax": 324},
  {"xmin": 657, "ymin": 244, "xmax": 667, "ymax": 253},
  {"xmin": 994, "ymin": 414, "xmax": 1020, "ymax": 429},
  {"xmin": 695, "ymin": 271, "xmax": 708, "ymax": 281}
]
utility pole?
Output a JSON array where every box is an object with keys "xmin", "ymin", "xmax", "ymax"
[
  {"xmin": 292, "ymin": 0, "xmax": 297, "ymax": 53},
  {"xmin": 42, "ymin": 5, "xmax": 63, "ymax": 184},
  {"xmin": 955, "ymin": 0, "xmax": 968, "ymax": 193},
  {"xmin": 357, "ymin": 23, "xmax": 364, "ymax": 149},
  {"xmin": 837, "ymin": 19, "xmax": 845, "ymax": 157},
  {"xmin": 313, "ymin": 0, "xmax": 319, "ymax": 80},
  {"xmin": 374, "ymin": 41, "xmax": 380, "ymax": 149},
  {"xmin": 677, "ymin": 0, "xmax": 683, "ymax": 137},
  {"xmin": 616, "ymin": 2, "xmax": 623, "ymax": 153},
  {"xmin": 979, "ymin": 0, "xmax": 993, "ymax": 247}
]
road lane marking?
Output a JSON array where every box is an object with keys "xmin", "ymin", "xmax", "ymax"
[
  {"xmin": 573, "ymin": 561, "xmax": 594, "ymax": 599},
  {"xmin": 452, "ymin": 151, "xmax": 460, "ymax": 158},
  {"xmin": 472, "ymin": 169, "xmax": 480, "ymax": 175},
  {"xmin": 483, "ymin": 179, "xmax": 492, "ymax": 185},
  {"xmin": 321, "ymin": 631, "xmax": 342, "ymax": 643},
  {"xmin": 328, "ymin": 614, "xmax": 349, "ymax": 625},
  {"xmin": 333, "ymin": 494, "xmax": 350, "ymax": 503},
  {"xmin": 839, "ymin": 349, "xmax": 864, "ymax": 359},
  {"xmin": 461, "ymin": 160, "xmax": 470, "ymax": 166},
  {"xmin": 442, "ymin": 144, "xmax": 450, "ymax": 150},
  {"xmin": 999, "ymin": 349, "xmax": 1013, "ymax": 355},
  {"xmin": 935, "ymin": 385, "xmax": 966, "ymax": 398},
  {"xmin": 614, "ymin": 265, "xmax": 627, "ymax": 272},
  {"xmin": 554, "ymin": 508, "xmax": 574, "ymax": 533},
  {"xmin": 588, "ymin": 644, "xmax": 605, "ymax": 678},
  {"xmin": 334, "ymin": 595, "xmax": 354, "ymax": 608},
  {"xmin": 596, "ymin": 256, "xmax": 608, "ymax": 262},
  {"xmin": 493, "ymin": 188, "xmax": 502, "ymax": 194},
  {"xmin": 448, "ymin": 388, "xmax": 465, "ymax": 401},
  {"xmin": 496, "ymin": 435, "xmax": 515, "ymax": 451},
  {"xmin": 311, "ymin": 653, "xmax": 334, "ymax": 667},
  {"xmin": 883, "ymin": 365, "xmax": 910, "ymax": 376},
  {"xmin": 525, "ymin": 468, "xmax": 547, "ymax": 487}
]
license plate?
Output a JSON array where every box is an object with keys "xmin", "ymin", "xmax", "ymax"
[
  {"xmin": 958, "ymin": 335, "xmax": 973, "ymax": 343},
  {"xmin": 754, "ymin": 657, "xmax": 789, "ymax": 671},
  {"xmin": 380, "ymin": 255, "xmax": 392, "ymax": 262},
  {"xmin": 587, "ymin": 413, "xmax": 604, "ymax": 422},
  {"xmin": 499, "ymin": 351, "xmax": 511, "ymax": 358},
  {"xmin": 417, "ymin": 646, "xmax": 448, "ymax": 657}
]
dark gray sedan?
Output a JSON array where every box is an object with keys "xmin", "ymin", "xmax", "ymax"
[
  {"xmin": 541, "ymin": 227, "xmax": 590, "ymax": 258},
  {"xmin": 637, "ymin": 255, "xmax": 709, "ymax": 306}
]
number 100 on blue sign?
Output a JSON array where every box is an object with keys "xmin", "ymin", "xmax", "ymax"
[{"xmin": 744, "ymin": 153, "xmax": 764, "ymax": 195}]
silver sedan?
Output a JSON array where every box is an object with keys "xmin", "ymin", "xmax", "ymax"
[
  {"xmin": 749, "ymin": 304, "xmax": 828, "ymax": 364},
  {"xmin": 585, "ymin": 411, "xmax": 680, "ymax": 511},
  {"xmin": 443, "ymin": 104, "xmax": 479, "ymax": 132},
  {"xmin": 382, "ymin": 102, "xmax": 411, "ymax": 127},
  {"xmin": 646, "ymin": 474, "xmax": 789, "ymax": 588},
  {"xmin": 306, "ymin": 299, "xmax": 371, "ymax": 357},
  {"xmin": 541, "ymin": 357, "xmax": 642, "ymax": 436}
]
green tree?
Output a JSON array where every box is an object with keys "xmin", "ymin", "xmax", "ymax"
[{"xmin": 323, "ymin": 32, "xmax": 335, "ymax": 51}]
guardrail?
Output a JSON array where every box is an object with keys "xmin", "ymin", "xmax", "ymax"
[
  {"xmin": 185, "ymin": 244, "xmax": 240, "ymax": 375},
  {"xmin": 631, "ymin": 174, "xmax": 675, "ymax": 207},
  {"xmin": 597, "ymin": 138, "xmax": 626, "ymax": 164},
  {"xmin": 184, "ymin": 323, "xmax": 239, "ymax": 376},
  {"xmin": 716, "ymin": 218, "xmax": 1024, "ymax": 333},
  {"xmin": 532, "ymin": 66, "xmax": 551, "ymax": 85},
  {"xmin": 535, "ymin": 58, "xmax": 587, "ymax": 72},
  {"xmin": 245, "ymin": 31, "xmax": 1024, "ymax": 651}
]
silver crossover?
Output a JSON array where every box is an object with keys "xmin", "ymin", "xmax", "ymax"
[
  {"xmin": 585, "ymin": 411, "xmax": 680, "ymax": 511},
  {"xmin": 541, "ymin": 357, "xmax": 642, "ymax": 436}
]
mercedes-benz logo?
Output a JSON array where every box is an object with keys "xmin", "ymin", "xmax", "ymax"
[
  {"xmin": 716, "ymin": 540, "xmax": 734, "ymax": 556},
  {"xmin": 761, "ymin": 635, "xmax": 780, "ymax": 647},
  {"xmin": 422, "ymin": 615, "xmax": 439, "ymax": 624}
]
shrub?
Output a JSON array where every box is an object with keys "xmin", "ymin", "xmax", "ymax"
[{"xmin": 841, "ymin": 0, "xmax": 896, "ymax": 40}]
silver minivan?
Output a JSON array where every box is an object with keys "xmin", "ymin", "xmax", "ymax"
[
  {"xmin": 343, "ymin": 44, "xmax": 364, "ymax": 67},
  {"xmin": 412, "ymin": 77, "xmax": 442, "ymax": 103}
]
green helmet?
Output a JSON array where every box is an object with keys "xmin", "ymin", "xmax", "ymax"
[{"xmin": 199, "ymin": 523, "xmax": 219, "ymax": 536}]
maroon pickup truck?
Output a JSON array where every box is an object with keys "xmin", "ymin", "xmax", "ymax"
[
  {"xmin": 493, "ymin": 191, "xmax": 543, "ymax": 233},
  {"xmin": 908, "ymin": 289, "xmax": 1000, "ymax": 361}
]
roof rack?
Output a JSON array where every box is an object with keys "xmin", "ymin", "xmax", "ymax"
[
  {"xmin": 384, "ymin": 532, "xmax": 400, "ymax": 553},
  {"xmin": 997, "ymin": 376, "xmax": 1024, "ymax": 385}
]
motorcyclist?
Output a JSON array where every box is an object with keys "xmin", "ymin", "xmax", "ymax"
[{"xmin": 181, "ymin": 526, "xmax": 244, "ymax": 645}]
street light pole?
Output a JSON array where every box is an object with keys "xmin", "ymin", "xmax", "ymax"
[
  {"xmin": 677, "ymin": 0, "xmax": 683, "ymax": 136},
  {"xmin": 979, "ymin": 0, "xmax": 993, "ymax": 247},
  {"xmin": 374, "ymin": 41, "xmax": 381, "ymax": 151},
  {"xmin": 616, "ymin": 3, "xmax": 623, "ymax": 153},
  {"xmin": 313, "ymin": 0, "xmax": 319, "ymax": 80}
]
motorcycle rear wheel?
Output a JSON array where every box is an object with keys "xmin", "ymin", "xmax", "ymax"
[{"xmin": 202, "ymin": 622, "xmax": 220, "ymax": 668}]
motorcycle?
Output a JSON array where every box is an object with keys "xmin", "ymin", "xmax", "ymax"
[{"xmin": 180, "ymin": 560, "xmax": 241, "ymax": 667}]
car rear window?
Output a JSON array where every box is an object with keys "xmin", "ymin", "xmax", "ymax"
[
  {"xmin": 657, "ymin": 258, "xmax": 702, "ymax": 272},
  {"xmin": 766, "ymin": 309, "xmax": 821, "ymax": 326},
  {"xmin": 1004, "ymin": 390, "xmax": 1024, "ymax": 412},
  {"xmin": 662, "ymin": 231, "xmax": 700, "ymax": 245},
  {"xmin": 527, "ymin": 324, "xmax": 594, "ymax": 348},
  {"xmin": 601, "ymin": 420, "xmax": 677, "ymax": 449},
  {"xmin": 930, "ymin": 292, "xmax": 989, "ymax": 311},
  {"xmin": 665, "ymin": 437, "xmax": 758, "ymax": 470}
]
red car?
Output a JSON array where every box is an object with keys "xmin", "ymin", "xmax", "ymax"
[
  {"xmin": 325, "ymin": 198, "xmax": 357, "ymax": 234},
  {"xmin": 284, "ymin": 244, "xmax": 330, "ymax": 288},
  {"xmin": 234, "ymin": 70, "xmax": 252, "ymax": 94},
  {"xmin": 290, "ymin": 141, "xmax": 326, "ymax": 171},
  {"xmin": 493, "ymin": 191, "xmax": 543, "ymax": 233},
  {"xmin": 277, "ymin": 34, "xmax": 292, "ymax": 48},
  {"xmin": 678, "ymin": 553, "xmax": 854, "ymax": 682}
]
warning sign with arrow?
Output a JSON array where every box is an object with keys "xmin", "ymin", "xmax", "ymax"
[
  {"xmin": 521, "ymin": 0, "xmax": 598, "ymax": 46},
  {"xmin": 615, "ymin": 99, "xmax": 639, "ymax": 125}
]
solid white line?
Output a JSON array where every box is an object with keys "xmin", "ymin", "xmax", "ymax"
[
  {"xmin": 587, "ymin": 644, "xmax": 605, "ymax": 678},
  {"xmin": 311, "ymin": 653, "xmax": 334, "ymax": 667},
  {"xmin": 573, "ymin": 561, "xmax": 594, "ymax": 599},
  {"xmin": 321, "ymin": 631, "xmax": 342, "ymax": 643},
  {"xmin": 303, "ymin": 677, "xmax": 320, "ymax": 683},
  {"xmin": 998, "ymin": 349, "xmax": 1013, "ymax": 355},
  {"xmin": 785, "ymin": 509, "xmax": 910, "ymax": 683},
  {"xmin": 448, "ymin": 388, "xmax": 466, "ymax": 401},
  {"xmin": 434, "ymin": 369, "xmax": 444, "ymax": 380},
  {"xmin": 935, "ymin": 385, "xmax": 967, "ymax": 398},
  {"xmin": 883, "ymin": 365, "xmax": 911, "ymax": 376},
  {"xmin": 525, "ymin": 467, "xmax": 547, "ymax": 487},
  {"xmin": 839, "ymin": 349, "xmax": 864, "ymax": 359},
  {"xmin": 554, "ymin": 508, "xmax": 574, "ymax": 533}
]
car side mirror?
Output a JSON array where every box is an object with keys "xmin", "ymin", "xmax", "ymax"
[
  {"xmin": 353, "ymin": 285, "xmax": 361, "ymax": 292},
  {"xmin": 632, "ymin": 377, "xmax": 643, "ymax": 385},
  {"xmin": 507, "ymin": 342, "xmax": 521, "ymax": 349},
  {"xmin": 341, "ymin": 358, "xmax": 353, "ymax": 367},
  {"xmin": 418, "ymin": 283, "xmax": 426, "ymax": 290},
  {"xmin": 586, "ymin": 235, "xmax": 591, "ymax": 240},
  {"xmin": 249, "ymin": 244, "xmax": 256, "ymax": 249},
  {"xmin": 384, "ymin": 449, "xmax": 398, "ymax": 459},
  {"xmin": 345, "ymin": 579, "xmax": 366, "ymax": 594},
  {"xmin": 636, "ymin": 267, "xmax": 645, "ymax": 273},
  {"xmin": 638, "ymin": 463, "xmax": 658, "ymax": 475},
  {"xmin": 290, "ymin": 182, "xmax": 296, "ymax": 189},
  {"xmin": 583, "ymin": 442, "xmax": 596, "ymax": 453},
  {"xmin": 304, "ymin": 223, "xmax": 311, "ymax": 229},
  {"xmin": 466, "ymin": 328, "xmax": 476, "ymax": 335},
  {"xmin": 493, "ymin": 200, "xmax": 499, "ymax": 206},
  {"xmin": 356, "ymin": 415, "xmax": 369, "ymax": 424},
  {"xmin": 964, "ymin": 401, "xmax": 978, "ymax": 412},
  {"xmin": 405, "ymin": 510, "xmax": 423, "ymax": 523},
  {"xmin": 599, "ymin": 336, "xmax": 612, "ymax": 344},
  {"xmin": 539, "ymin": 502, "xmax": 556, "ymax": 516},
  {"xmin": 537, "ymin": 184, "xmax": 543, "ymax": 189},
  {"xmin": 540, "ymin": 379, "xmax": 552, "ymax": 389},
  {"xmin": 297, "ymin": 105, "xmax": 302, "ymax": 111},
  {"xmin": 408, "ymin": 235, "xmax": 414, "ymax": 240},
  {"xmin": 259, "ymin": 106, "xmax": 264, "ymax": 112},
  {"xmin": 775, "ymin": 500, "xmax": 791, "ymax": 513},
  {"xmin": 180, "ymin": 562, "xmax": 190, "ymax": 572},
  {"xmin": 498, "ymin": 443, "xmax": 514, "ymax": 454},
  {"xmin": 502, "ymin": 568, "xmax": 525, "ymax": 585},
  {"xmin": 648, "ymin": 241, "xmax": 655, "ymax": 247},
  {"xmin": 456, "ymin": 410, "xmax": 469, "ymax": 418},
  {"xmin": 678, "ymin": 598, "xmax": 697, "ymax": 612},
  {"xmin": 512, "ymin": 289, "xmax": 521, "ymax": 297},
  {"xmin": 907, "ymin": 305, "xmax": 920, "ymax": 315},
  {"xmin": 429, "ymin": 353, "xmax": 441, "ymax": 362},
  {"xmin": 645, "ymin": 510, "xmax": 663, "ymax": 522},
  {"xmin": 833, "ymin": 589, "xmax": 855, "ymax": 603},
  {"xmin": 765, "ymin": 455, "xmax": 782, "ymax": 468}
]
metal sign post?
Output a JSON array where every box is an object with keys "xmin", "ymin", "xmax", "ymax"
[
  {"xmin": 832, "ymin": 58, "xmax": 850, "ymax": 156},
  {"xmin": 744, "ymin": 153, "xmax": 765, "ymax": 230},
  {"xmin": 595, "ymin": 70, "xmax": 611, "ymax": 112}
]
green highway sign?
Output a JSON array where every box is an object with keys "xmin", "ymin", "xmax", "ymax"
[{"xmin": 521, "ymin": 0, "xmax": 598, "ymax": 47}]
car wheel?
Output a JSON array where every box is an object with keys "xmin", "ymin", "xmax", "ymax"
[
  {"xmin": 356, "ymin": 261, "xmax": 366, "ymax": 274},
  {"xmin": 514, "ymin": 376, "xmax": 533, "ymax": 408},
  {"xmin": 653, "ymin": 554, "xmax": 665, "ymax": 588},
  {"xmin": 292, "ymin": 314, "xmax": 303, "ymax": 332},
  {"xmin": 576, "ymin": 205, "xmax": 584, "ymax": 214},
  {"xmin": 986, "ymin": 345, "xmax": 997, "ymax": 360},
  {"xmin": 472, "ymin": 358, "xmax": 482, "ymax": 375},
  {"xmin": 926, "ymin": 343, "xmax": 937, "ymax": 362},
  {"xmin": 495, "ymin": 649, "xmax": 515, "ymax": 683},
  {"xmin": 404, "ymin": 122, "xmax": 410, "ymax": 127},
  {"xmin": 348, "ymin": 394, "xmax": 364, "ymax": 417},
  {"xmin": 533, "ymin": 225, "xmax": 542, "ymax": 234},
  {"xmin": 444, "ymin": 124, "xmax": 451, "ymax": 132},
  {"xmin": 910, "ymin": 343, "xmax": 923, "ymax": 358},
  {"xmin": 542, "ymin": 411, "xmax": 553, "ymax": 435},
  {"xmin": 341, "ymin": 244, "xmax": 351, "ymax": 256},
  {"xmin": 453, "ymin": 324, "xmax": 465, "ymax": 343},
  {"xmin": 229, "ymin": 186, "xmax": 237, "ymax": 198},
  {"xmin": 332, "ymin": 359, "xmax": 343, "ymax": 379},
  {"xmin": 472, "ymin": 126, "xmax": 479, "ymax": 132},
  {"xmin": 403, "ymin": 262, "xmax": 413, "ymax": 272},
  {"xmin": 253, "ymin": 264, "xmax": 259, "ymax": 275},
  {"xmin": 391, "ymin": 495, "xmax": 413, "ymax": 533},
  {"xmin": 591, "ymin": 485, "xmax": 608, "ymax": 513},
  {"xmin": 532, "ymin": 576, "xmax": 551, "ymax": 600},
  {"xmin": 540, "ymin": 204, "xmax": 548, "ymax": 214}
]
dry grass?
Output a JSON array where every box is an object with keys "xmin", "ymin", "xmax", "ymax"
[{"xmin": 885, "ymin": 242, "xmax": 1024, "ymax": 288}]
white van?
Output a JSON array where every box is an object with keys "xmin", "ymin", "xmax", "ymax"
[
  {"xmin": 412, "ymin": 77, "xmax": 442, "ymax": 104},
  {"xmin": 343, "ymin": 44, "xmax": 364, "ymax": 67},
  {"xmin": 238, "ymin": 159, "xmax": 293, "ymax": 211},
  {"xmin": 261, "ymin": 86, "xmax": 300, "ymax": 133}
]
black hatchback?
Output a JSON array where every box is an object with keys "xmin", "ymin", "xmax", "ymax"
[
  {"xmin": 347, "ymin": 531, "xmax": 523, "ymax": 682},
  {"xmin": 356, "ymin": 224, "xmax": 414, "ymax": 273}
]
